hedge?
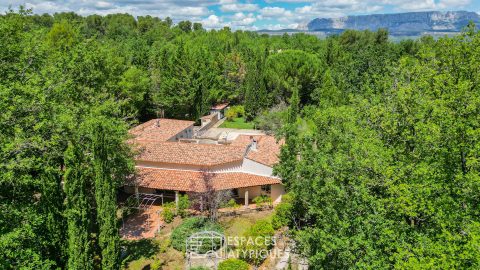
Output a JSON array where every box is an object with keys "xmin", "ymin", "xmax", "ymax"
[{"xmin": 218, "ymin": 258, "xmax": 249, "ymax": 270}]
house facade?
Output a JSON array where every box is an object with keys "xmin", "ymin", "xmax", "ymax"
[
  {"xmin": 210, "ymin": 103, "xmax": 229, "ymax": 119},
  {"xmin": 125, "ymin": 118, "xmax": 285, "ymax": 208}
]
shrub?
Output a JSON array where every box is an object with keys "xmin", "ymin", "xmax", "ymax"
[
  {"xmin": 239, "ymin": 219, "xmax": 275, "ymax": 266},
  {"xmin": 218, "ymin": 258, "xmax": 249, "ymax": 270},
  {"xmin": 253, "ymin": 103, "xmax": 288, "ymax": 135},
  {"xmin": 178, "ymin": 194, "xmax": 190, "ymax": 218},
  {"xmin": 171, "ymin": 217, "xmax": 223, "ymax": 252},
  {"xmin": 121, "ymin": 196, "xmax": 139, "ymax": 219},
  {"xmin": 225, "ymin": 109, "xmax": 236, "ymax": 121},
  {"xmin": 159, "ymin": 238, "xmax": 171, "ymax": 253},
  {"xmin": 271, "ymin": 194, "xmax": 293, "ymax": 230},
  {"xmin": 248, "ymin": 219, "xmax": 275, "ymax": 238},
  {"xmin": 161, "ymin": 195, "xmax": 190, "ymax": 222},
  {"xmin": 162, "ymin": 202, "xmax": 175, "ymax": 223},
  {"xmin": 222, "ymin": 198, "xmax": 240, "ymax": 209},
  {"xmin": 190, "ymin": 267, "xmax": 210, "ymax": 270},
  {"xmin": 225, "ymin": 105, "xmax": 245, "ymax": 121},
  {"xmin": 150, "ymin": 259, "xmax": 163, "ymax": 270},
  {"xmin": 252, "ymin": 195, "xmax": 272, "ymax": 209}
]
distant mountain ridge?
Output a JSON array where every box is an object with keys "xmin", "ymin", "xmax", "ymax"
[{"xmin": 307, "ymin": 11, "xmax": 480, "ymax": 35}]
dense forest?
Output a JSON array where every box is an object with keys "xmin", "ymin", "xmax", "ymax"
[{"xmin": 1, "ymin": 6, "xmax": 480, "ymax": 269}]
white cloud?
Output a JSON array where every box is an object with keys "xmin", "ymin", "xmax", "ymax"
[
  {"xmin": 264, "ymin": 0, "xmax": 314, "ymax": 3},
  {"xmin": 260, "ymin": 7, "xmax": 292, "ymax": 17},
  {"xmin": 95, "ymin": 1, "xmax": 114, "ymax": 9},
  {"xmin": 230, "ymin": 12, "xmax": 256, "ymax": 26},
  {"xmin": 381, "ymin": 0, "xmax": 435, "ymax": 10},
  {"xmin": 3, "ymin": 0, "xmax": 213, "ymax": 20},
  {"xmin": 201, "ymin": 14, "xmax": 224, "ymax": 28},
  {"xmin": 293, "ymin": 1, "xmax": 384, "ymax": 21},
  {"xmin": 23, "ymin": 1, "xmax": 73, "ymax": 14},
  {"xmin": 437, "ymin": 0, "xmax": 471, "ymax": 9},
  {"xmin": 382, "ymin": 0, "xmax": 471, "ymax": 11},
  {"xmin": 220, "ymin": 3, "xmax": 258, "ymax": 12}
]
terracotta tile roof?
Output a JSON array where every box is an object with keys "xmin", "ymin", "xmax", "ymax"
[
  {"xmin": 211, "ymin": 103, "xmax": 229, "ymax": 110},
  {"xmin": 133, "ymin": 141, "xmax": 246, "ymax": 166},
  {"xmin": 231, "ymin": 135, "xmax": 283, "ymax": 167},
  {"xmin": 129, "ymin": 119, "xmax": 194, "ymax": 142},
  {"xmin": 130, "ymin": 167, "xmax": 281, "ymax": 192}
]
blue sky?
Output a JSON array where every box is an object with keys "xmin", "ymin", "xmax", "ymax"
[{"xmin": 2, "ymin": 0, "xmax": 479, "ymax": 30}]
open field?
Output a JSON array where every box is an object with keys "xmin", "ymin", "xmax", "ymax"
[{"xmin": 219, "ymin": 117, "xmax": 255, "ymax": 129}]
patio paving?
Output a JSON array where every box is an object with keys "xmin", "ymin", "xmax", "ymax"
[
  {"xmin": 120, "ymin": 203, "xmax": 274, "ymax": 240},
  {"xmin": 120, "ymin": 205, "xmax": 163, "ymax": 240}
]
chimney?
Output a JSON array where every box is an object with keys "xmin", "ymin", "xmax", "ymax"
[
  {"xmin": 155, "ymin": 109, "xmax": 164, "ymax": 127},
  {"xmin": 250, "ymin": 136, "xmax": 257, "ymax": 151}
]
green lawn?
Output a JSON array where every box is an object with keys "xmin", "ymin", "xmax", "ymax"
[
  {"xmin": 219, "ymin": 117, "xmax": 255, "ymax": 129},
  {"xmin": 219, "ymin": 210, "xmax": 274, "ymax": 238}
]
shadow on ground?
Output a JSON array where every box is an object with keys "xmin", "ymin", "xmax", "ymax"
[{"xmin": 121, "ymin": 238, "xmax": 160, "ymax": 267}]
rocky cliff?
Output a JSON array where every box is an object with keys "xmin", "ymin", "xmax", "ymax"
[{"xmin": 307, "ymin": 11, "xmax": 480, "ymax": 35}]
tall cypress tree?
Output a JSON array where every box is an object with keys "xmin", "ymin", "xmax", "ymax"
[
  {"xmin": 244, "ymin": 63, "xmax": 258, "ymax": 120},
  {"xmin": 312, "ymin": 69, "xmax": 341, "ymax": 107},
  {"xmin": 81, "ymin": 114, "xmax": 133, "ymax": 270},
  {"xmin": 91, "ymin": 122, "xmax": 120, "ymax": 270},
  {"xmin": 275, "ymin": 86, "xmax": 300, "ymax": 188},
  {"xmin": 287, "ymin": 86, "xmax": 299, "ymax": 124},
  {"xmin": 64, "ymin": 142, "xmax": 93, "ymax": 270},
  {"xmin": 245, "ymin": 58, "xmax": 268, "ymax": 120}
]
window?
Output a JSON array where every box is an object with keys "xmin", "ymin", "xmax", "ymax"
[{"xmin": 261, "ymin": 185, "xmax": 271, "ymax": 194}]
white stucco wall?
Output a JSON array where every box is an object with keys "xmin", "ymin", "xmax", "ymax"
[
  {"xmin": 136, "ymin": 158, "xmax": 273, "ymax": 177},
  {"xmin": 271, "ymin": 184, "xmax": 285, "ymax": 204},
  {"xmin": 201, "ymin": 118, "xmax": 211, "ymax": 126},
  {"xmin": 237, "ymin": 184, "xmax": 285, "ymax": 204},
  {"xmin": 167, "ymin": 126, "xmax": 194, "ymax": 142},
  {"xmin": 238, "ymin": 186, "xmax": 262, "ymax": 199},
  {"xmin": 211, "ymin": 161, "xmax": 243, "ymax": 172},
  {"xmin": 238, "ymin": 158, "xmax": 273, "ymax": 176}
]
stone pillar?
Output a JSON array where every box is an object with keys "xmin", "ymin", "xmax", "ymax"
[
  {"xmin": 244, "ymin": 190, "xmax": 249, "ymax": 208},
  {"xmin": 135, "ymin": 186, "xmax": 139, "ymax": 201},
  {"xmin": 175, "ymin": 191, "xmax": 179, "ymax": 212}
]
